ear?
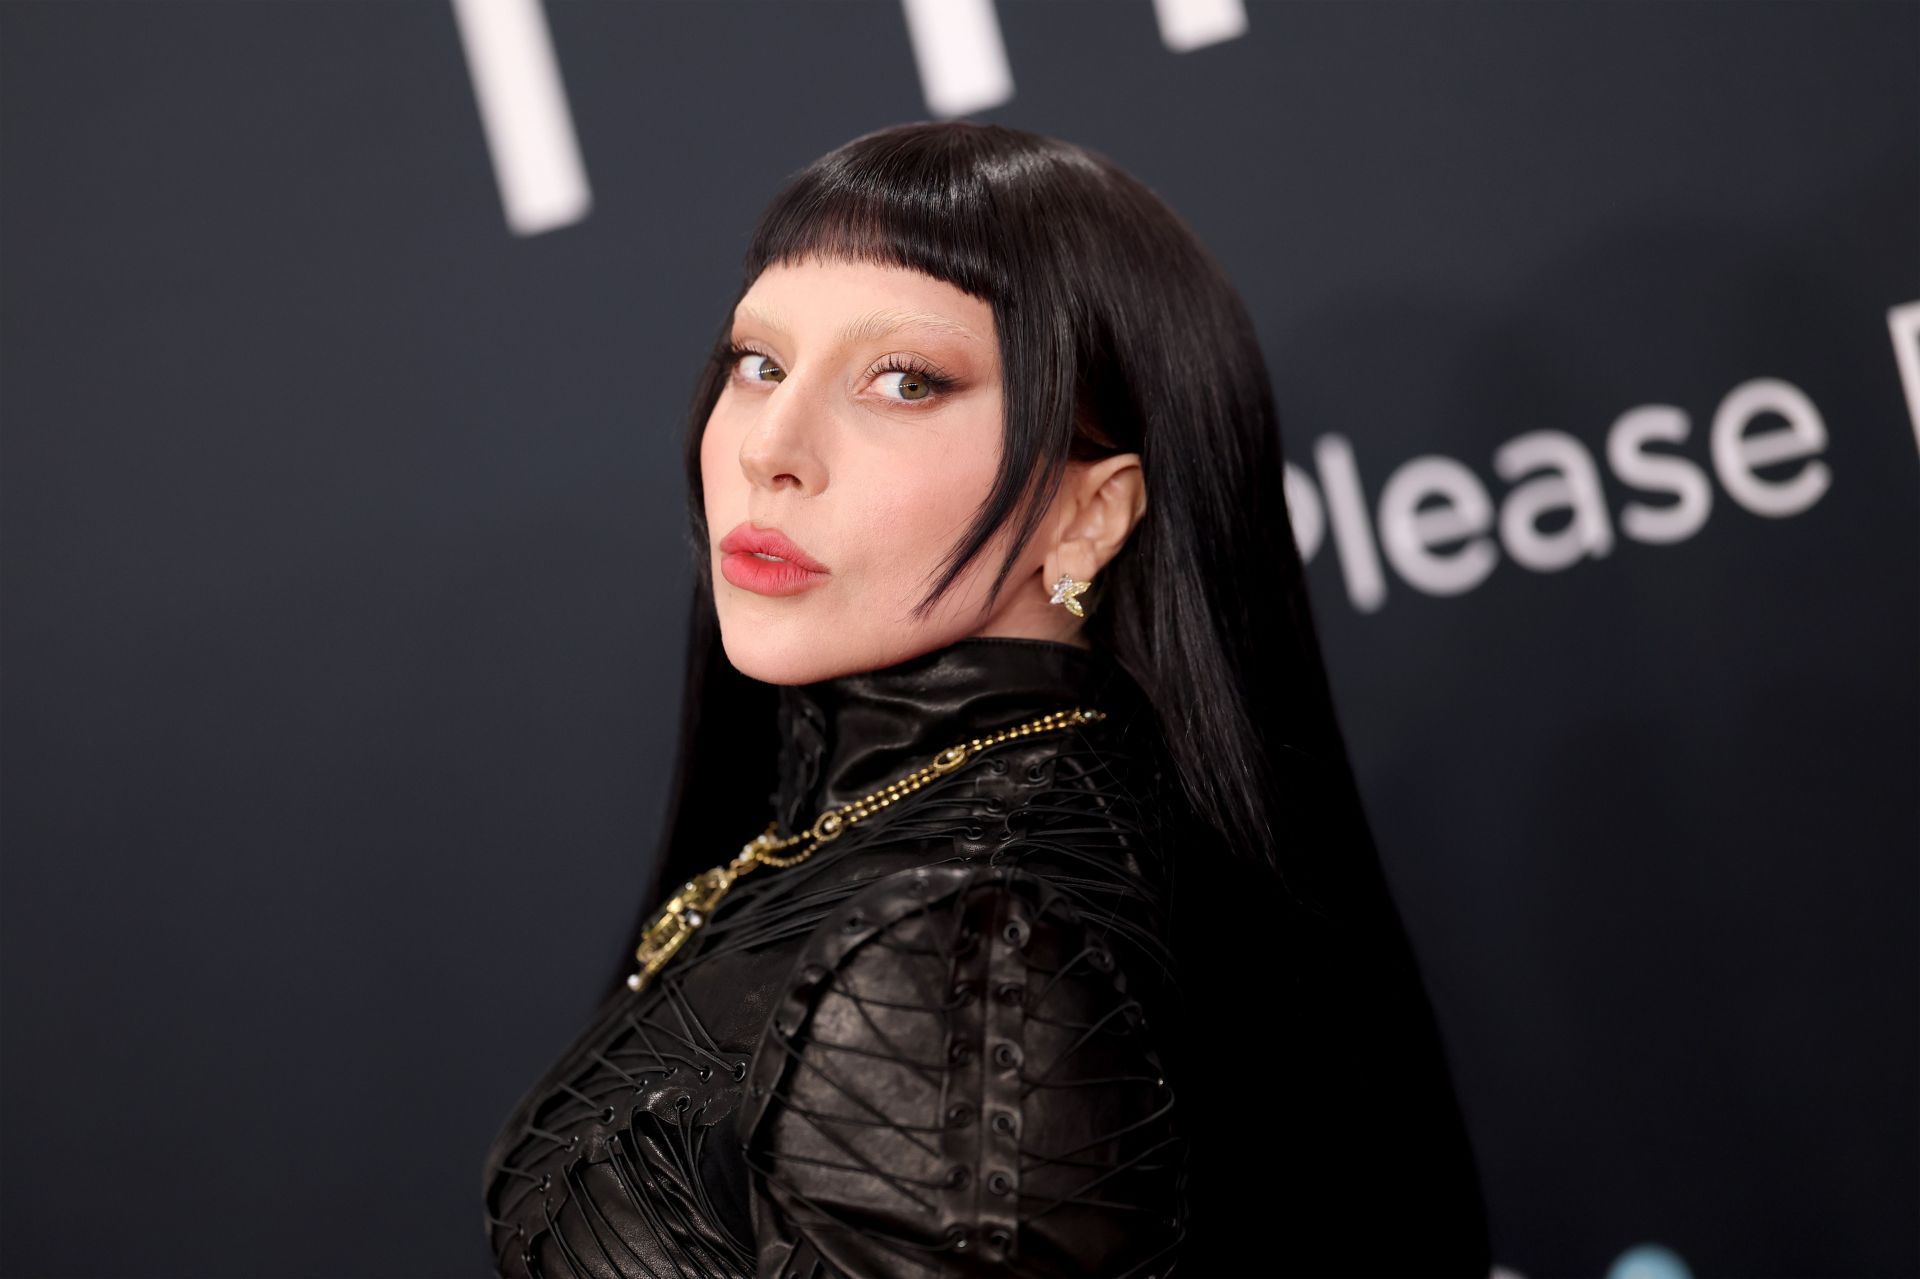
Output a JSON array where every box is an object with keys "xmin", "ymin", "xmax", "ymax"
[{"xmin": 1046, "ymin": 452, "xmax": 1147, "ymax": 582}]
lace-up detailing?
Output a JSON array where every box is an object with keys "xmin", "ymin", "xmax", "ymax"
[{"xmin": 481, "ymin": 638, "xmax": 1183, "ymax": 1278}]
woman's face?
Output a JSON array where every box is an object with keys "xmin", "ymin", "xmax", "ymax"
[{"xmin": 700, "ymin": 256, "xmax": 1077, "ymax": 685}]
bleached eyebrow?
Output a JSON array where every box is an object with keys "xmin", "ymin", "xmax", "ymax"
[{"xmin": 732, "ymin": 304, "xmax": 982, "ymax": 346}]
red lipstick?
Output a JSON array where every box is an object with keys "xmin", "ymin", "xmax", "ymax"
[{"xmin": 717, "ymin": 521, "xmax": 831, "ymax": 597}]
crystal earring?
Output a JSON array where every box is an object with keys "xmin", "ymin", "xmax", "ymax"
[{"xmin": 1048, "ymin": 572, "xmax": 1091, "ymax": 618}]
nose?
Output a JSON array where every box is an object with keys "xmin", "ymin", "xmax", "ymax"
[{"xmin": 737, "ymin": 376, "xmax": 827, "ymax": 496}]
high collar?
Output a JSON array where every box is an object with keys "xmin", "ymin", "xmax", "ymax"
[{"xmin": 770, "ymin": 636, "xmax": 1147, "ymax": 836}]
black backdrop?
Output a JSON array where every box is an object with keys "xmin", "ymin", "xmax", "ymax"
[{"xmin": 2, "ymin": 2, "xmax": 1914, "ymax": 1277}]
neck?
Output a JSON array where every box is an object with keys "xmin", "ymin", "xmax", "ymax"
[{"xmin": 769, "ymin": 635, "xmax": 1145, "ymax": 835}]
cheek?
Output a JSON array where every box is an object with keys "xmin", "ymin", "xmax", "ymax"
[{"xmin": 855, "ymin": 440, "xmax": 1003, "ymax": 589}]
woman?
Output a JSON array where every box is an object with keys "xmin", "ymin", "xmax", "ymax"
[{"xmin": 481, "ymin": 120, "xmax": 1492, "ymax": 1278}]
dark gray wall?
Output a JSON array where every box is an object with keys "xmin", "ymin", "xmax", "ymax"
[{"xmin": 2, "ymin": 2, "xmax": 1913, "ymax": 1276}]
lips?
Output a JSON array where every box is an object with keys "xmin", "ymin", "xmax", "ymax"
[
  {"xmin": 718, "ymin": 522, "xmax": 829, "ymax": 571},
  {"xmin": 717, "ymin": 521, "xmax": 830, "ymax": 597}
]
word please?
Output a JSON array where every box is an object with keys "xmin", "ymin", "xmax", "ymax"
[{"xmin": 1284, "ymin": 376, "xmax": 1830, "ymax": 613}]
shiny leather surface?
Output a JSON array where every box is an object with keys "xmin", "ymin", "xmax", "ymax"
[
  {"xmin": 481, "ymin": 637, "xmax": 1188, "ymax": 1277},
  {"xmin": 481, "ymin": 634, "xmax": 1494, "ymax": 1277}
]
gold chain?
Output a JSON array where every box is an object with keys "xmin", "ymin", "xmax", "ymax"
[{"xmin": 625, "ymin": 705, "xmax": 1106, "ymax": 993}]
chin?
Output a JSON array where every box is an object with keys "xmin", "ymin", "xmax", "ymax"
[
  {"xmin": 717, "ymin": 602, "xmax": 979, "ymax": 687},
  {"xmin": 715, "ymin": 609, "xmax": 845, "ymax": 686}
]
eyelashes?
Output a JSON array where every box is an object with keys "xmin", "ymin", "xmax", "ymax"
[
  {"xmin": 719, "ymin": 341, "xmax": 958, "ymax": 404},
  {"xmin": 870, "ymin": 351, "xmax": 959, "ymax": 400}
]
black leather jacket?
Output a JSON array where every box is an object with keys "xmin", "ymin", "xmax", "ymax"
[{"xmin": 480, "ymin": 636, "xmax": 1491, "ymax": 1278}]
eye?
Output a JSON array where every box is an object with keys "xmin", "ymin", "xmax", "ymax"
[
  {"xmin": 723, "ymin": 342, "xmax": 784, "ymax": 384},
  {"xmin": 869, "ymin": 354, "xmax": 957, "ymax": 404}
]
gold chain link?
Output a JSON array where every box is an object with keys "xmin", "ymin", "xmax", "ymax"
[{"xmin": 625, "ymin": 704, "xmax": 1106, "ymax": 993}]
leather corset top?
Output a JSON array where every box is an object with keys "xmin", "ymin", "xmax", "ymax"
[{"xmin": 479, "ymin": 636, "xmax": 1189, "ymax": 1278}]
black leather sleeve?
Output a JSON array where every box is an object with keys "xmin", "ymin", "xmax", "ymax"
[{"xmin": 734, "ymin": 860, "xmax": 1188, "ymax": 1279}]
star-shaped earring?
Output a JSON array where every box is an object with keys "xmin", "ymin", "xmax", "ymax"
[{"xmin": 1048, "ymin": 572, "xmax": 1091, "ymax": 618}]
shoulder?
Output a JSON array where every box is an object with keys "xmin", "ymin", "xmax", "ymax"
[{"xmin": 735, "ymin": 860, "xmax": 1187, "ymax": 1277}]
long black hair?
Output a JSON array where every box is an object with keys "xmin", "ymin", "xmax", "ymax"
[
  {"xmin": 618, "ymin": 118, "xmax": 1370, "ymax": 969},
  {"xmin": 610, "ymin": 120, "xmax": 1491, "ymax": 1274}
]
